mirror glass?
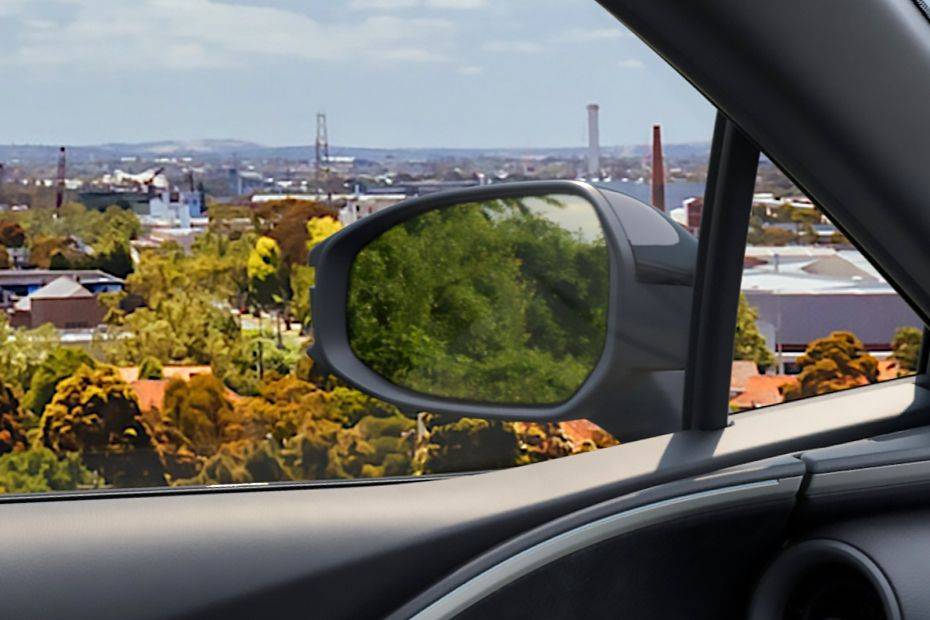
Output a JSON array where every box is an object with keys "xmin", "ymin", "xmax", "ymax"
[{"xmin": 347, "ymin": 193, "xmax": 609, "ymax": 405}]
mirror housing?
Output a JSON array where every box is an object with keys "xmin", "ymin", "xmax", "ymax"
[{"xmin": 309, "ymin": 181, "xmax": 696, "ymax": 441}]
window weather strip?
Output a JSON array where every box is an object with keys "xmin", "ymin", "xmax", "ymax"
[
  {"xmin": 682, "ymin": 111, "xmax": 760, "ymax": 431},
  {"xmin": 914, "ymin": 0, "xmax": 930, "ymax": 21}
]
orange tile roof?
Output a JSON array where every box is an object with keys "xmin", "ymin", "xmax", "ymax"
[
  {"xmin": 730, "ymin": 360, "xmax": 760, "ymax": 391},
  {"xmin": 559, "ymin": 420, "xmax": 616, "ymax": 446},
  {"xmin": 878, "ymin": 359, "xmax": 902, "ymax": 382},
  {"xmin": 131, "ymin": 380, "xmax": 168, "ymax": 413},
  {"xmin": 120, "ymin": 365, "xmax": 213, "ymax": 384},
  {"xmin": 163, "ymin": 366, "xmax": 213, "ymax": 381},
  {"xmin": 128, "ymin": 369, "xmax": 239, "ymax": 412},
  {"xmin": 730, "ymin": 375, "xmax": 798, "ymax": 410}
]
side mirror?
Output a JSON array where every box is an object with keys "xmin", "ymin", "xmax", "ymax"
[{"xmin": 309, "ymin": 181, "xmax": 696, "ymax": 441}]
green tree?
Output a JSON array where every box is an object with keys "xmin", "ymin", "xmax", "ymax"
[
  {"xmin": 248, "ymin": 236, "xmax": 286, "ymax": 310},
  {"xmin": 782, "ymin": 331, "xmax": 879, "ymax": 401},
  {"xmin": 0, "ymin": 319, "xmax": 60, "ymax": 393},
  {"xmin": 24, "ymin": 347, "xmax": 96, "ymax": 416},
  {"xmin": 0, "ymin": 220, "xmax": 25, "ymax": 248},
  {"xmin": 0, "ymin": 378, "xmax": 29, "ymax": 455},
  {"xmin": 138, "ymin": 356, "xmax": 164, "ymax": 380},
  {"xmin": 325, "ymin": 410, "xmax": 414, "ymax": 479},
  {"xmin": 0, "ymin": 447, "xmax": 100, "ymax": 494},
  {"xmin": 41, "ymin": 365, "xmax": 166, "ymax": 488},
  {"xmin": 892, "ymin": 326, "xmax": 922, "ymax": 373},
  {"xmin": 93, "ymin": 238, "xmax": 134, "ymax": 278},
  {"xmin": 162, "ymin": 375, "xmax": 240, "ymax": 456},
  {"xmin": 760, "ymin": 226, "xmax": 797, "ymax": 246},
  {"xmin": 103, "ymin": 289, "xmax": 239, "ymax": 366},
  {"xmin": 347, "ymin": 197, "xmax": 609, "ymax": 405},
  {"xmin": 413, "ymin": 415, "xmax": 518, "ymax": 475},
  {"xmin": 734, "ymin": 293, "xmax": 774, "ymax": 368},
  {"xmin": 248, "ymin": 236, "xmax": 289, "ymax": 343}
]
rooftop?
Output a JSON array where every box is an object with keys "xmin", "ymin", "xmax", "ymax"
[{"xmin": 0, "ymin": 269, "xmax": 124, "ymax": 287}]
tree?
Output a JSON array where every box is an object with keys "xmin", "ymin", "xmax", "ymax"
[
  {"xmin": 892, "ymin": 326, "xmax": 922, "ymax": 373},
  {"xmin": 307, "ymin": 216, "xmax": 343, "ymax": 251},
  {"xmin": 103, "ymin": 289, "xmax": 239, "ymax": 367},
  {"xmin": 0, "ymin": 447, "xmax": 100, "ymax": 494},
  {"xmin": 40, "ymin": 365, "xmax": 166, "ymax": 488},
  {"xmin": 247, "ymin": 236, "xmax": 286, "ymax": 310},
  {"xmin": 162, "ymin": 375, "xmax": 241, "ymax": 456},
  {"xmin": 782, "ymin": 331, "xmax": 879, "ymax": 401},
  {"xmin": 760, "ymin": 226, "xmax": 797, "ymax": 246},
  {"xmin": 24, "ymin": 347, "xmax": 96, "ymax": 416},
  {"xmin": 413, "ymin": 415, "xmax": 518, "ymax": 475},
  {"xmin": 247, "ymin": 236, "xmax": 289, "ymax": 343},
  {"xmin": 288, "ymin": 216, "xmax": 344, "ymax": 330},
  {"xmin": 347, "ymin": 198, "xmax": 609, "ymax": 405},
  {"xmin": 266, "ymin": 202, "xmax": 339, "ymax": 267},
  {"xmin": 0, "ymin": 379, "xmax": 29, "ymax": 455},
  {"xmin": 734, "ymin": 293, "xmax": 774, "ymax": 368},
  {"xmin": 94, "ymin": 239, "xmax": 134, "ymax": 278},
  {"xmin": 0, "ymin": 221, "xmax": 25, "ymax": 248},
  {"xmin": 138, "ymin": 356, "xmax": 164, "ymax": 380},
  {"xmin": 325, "ymin": 410, "xmax": 414, "ymax": 479},
  {"xmin": 28, "ymin": 236, "xmax": 86, "ymax": 269},
  {"xmin": 0, "ymin": 319, "xmax": 60, "ymax": 393}
]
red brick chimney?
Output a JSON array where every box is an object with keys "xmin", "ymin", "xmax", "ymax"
[{"xmin": 651, "ymin": 124, "xmax": 666, "ymax": 212}]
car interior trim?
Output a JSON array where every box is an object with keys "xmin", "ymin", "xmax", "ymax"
[{"xmin": 409, "ymin": 478, "xmax": 799, "ymax": 620}]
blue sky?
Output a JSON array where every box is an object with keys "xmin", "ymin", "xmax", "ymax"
[{"xmin": 0, "ymin": 0, "xmax": 715, "ymax": 148}]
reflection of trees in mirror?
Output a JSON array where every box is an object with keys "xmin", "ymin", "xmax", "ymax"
[{"xmin": 347, "ymin": 194, "xmax": 610, "ymax": 405}]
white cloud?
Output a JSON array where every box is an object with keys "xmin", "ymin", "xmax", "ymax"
[
  {"xmin": 561, "ymin": 27, "xmax": 624, "ymax": 42},
  {"xmin": 482, "ymin": 40, "xmax": 543, "ymax": 54},
  {"xmin": 0, "ymin": 0, "xmax": 456, "ymax": 70},
  {"xmin": 617, "ymin": 58, "xmax": 645, "ymax": 69}
]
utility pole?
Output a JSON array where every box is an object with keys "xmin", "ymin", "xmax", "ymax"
[
  {"xmin": 55, "ymin": 146, "xmax": 66, "ymax": 211},
  {"xmin": 0, "ymin": 162, "xmax": 5, "ymax": 206},
  {"xmin": 315, "ymin": 112, "xmax": 329, "ymax": 186}
]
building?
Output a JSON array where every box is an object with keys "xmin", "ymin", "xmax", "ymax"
[
  {"xmin": 741, "ymin": 247, "xmax": 921, "ymax": 363},
  {"xmin": 7, "ymin": 276, "xmax": 107, "ymax": 329},
  {"xmin": 0, "ymin": 269, "xmax": 123, "ymax": 309},
  {"xmin": 147, "ymin": 188, "xmax": 203, "ymax": 226}
]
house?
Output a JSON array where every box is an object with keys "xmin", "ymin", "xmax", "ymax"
[
  {"xmin": 0, "ymin": 269, "xmax": 123, "ymax": 309},
  {"xmin": 7, "ymin": 276, "xmax": 106, "ymax": 329}
]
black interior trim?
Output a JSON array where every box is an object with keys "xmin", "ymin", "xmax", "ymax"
[
  {"xmin": 390, "ymin": 457, "xmax": 803, "ymax": 619},
  {"xmin": 683, "ymin": 112, "xmax": 759, "ymax": 431}
]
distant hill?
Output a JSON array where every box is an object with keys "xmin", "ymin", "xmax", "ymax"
[{"xmin": 0, "ymin": 140, "xmax": 711, "ymax": 164}]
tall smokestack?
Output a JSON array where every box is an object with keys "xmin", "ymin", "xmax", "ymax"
[
  {"xmin": 651, "ymin": 124, "xmax": 666, "ymax": 212},
  {"xmin": 586, "ymin": 104, "xmax": 601, "ymax": 179},
  {"xmin": 55, "ymin": 147, "xmax": 66, "ymax": 210}
]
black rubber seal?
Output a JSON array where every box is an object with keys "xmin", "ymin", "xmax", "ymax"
[{"xmin": 914, "ymin": 0, "xmax": 930, "ymax": 21}]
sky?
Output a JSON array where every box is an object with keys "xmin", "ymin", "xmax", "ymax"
[{"xmin": 0, "ymin": 0, "xmax": 715, "ymax": 148}]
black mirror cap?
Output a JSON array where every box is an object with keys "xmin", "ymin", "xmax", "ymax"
[{"xmin": 307, "ymin": 181, "xmax": 696, "ymax": 441}]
